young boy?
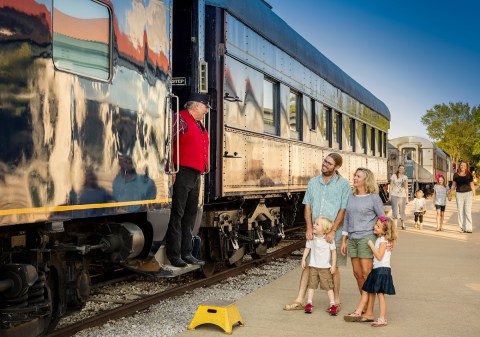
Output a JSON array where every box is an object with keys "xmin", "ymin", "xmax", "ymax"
[{"xmin": 301, "ymin": 216, "xmax": 337, "ymax": 315}]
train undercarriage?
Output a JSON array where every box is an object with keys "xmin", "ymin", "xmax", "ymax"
[
  {"xmin": 0, "ymin": 194, "xmax": 298, "ymax": 336},
  {"xmin": 0, "ymin": 216, "xmax": 154, "ymax": 337},
  {"xmin": 199, "ymin": 194, "xmax": 301, "ymax": 276}
]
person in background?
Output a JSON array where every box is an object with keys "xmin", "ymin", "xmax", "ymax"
[
  {"xmin": 344, "ymin": 216, "xmax": 397, "ymax": 327},
  {"xmin": 449, "ymin": 161, "xmax": 475, "ymax": 233},
  {"xmin": 413, "ymin": 190, "xmax": 426, "ymax": 230},
  {"xmin": 165, "ymin": 92, "xmax": 210, "ymax": 267},
  {"xmin": 389, "ymin": 164, "xmax": 409, "ymax": 229},
  {"xmin": 283, "ymin": 153, "xmax": 351, "ymax": 313},
  {"xmin": 301, "ymin": 216, "xmax": 337, "ymax": 315},
  {"xmin": 432, "ymin": 174, "xmax": 449, "ymax": 231},
  {"xmin": 341, "ymin": 167, "xmax": 385, "ymax": 323}
]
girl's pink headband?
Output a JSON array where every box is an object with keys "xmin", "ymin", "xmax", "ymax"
[{"xmin": 379, "ymin": 216, "xmax": 387, "ymax": 223}]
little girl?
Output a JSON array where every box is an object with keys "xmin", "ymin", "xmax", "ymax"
[
  {"xmin": 432, "ymin": 175, "xmax": 449, "ymax": 231},
  {"xmin": 344, "ymin": 216, "xmax": 397, "ymax": 327},
  {"xmin": 413, "ymin": 190, "xmax": 426, "ymax": 230}
]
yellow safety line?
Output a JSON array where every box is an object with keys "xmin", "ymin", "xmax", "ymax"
[{"xmin": 0, "ymin": 198, "xmax": 172, "ymax": 216}]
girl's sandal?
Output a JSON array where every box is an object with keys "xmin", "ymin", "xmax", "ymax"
[{"xmin": 371, "ymin": 318, "xmax": 388, "ymax": 327}]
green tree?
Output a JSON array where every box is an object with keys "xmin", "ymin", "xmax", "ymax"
[
  {"xmin": 472, "ymin": 106, "xmax": 480, "ymax": 171},
  {"xmin": 421, "ymin": 102, "xmax": 479, "ymax": 169}
]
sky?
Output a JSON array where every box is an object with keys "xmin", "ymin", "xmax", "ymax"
[{"xmin": 266, "ymin": 0, "xmax": 480, "ymax": 141}]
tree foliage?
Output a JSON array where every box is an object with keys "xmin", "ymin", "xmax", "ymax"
[{"xmin": 421, "ymin": 102, "xmax": 480, "ymax": 170}]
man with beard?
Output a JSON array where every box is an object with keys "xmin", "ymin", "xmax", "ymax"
[{"xmin": 284, "ymin": 153, "xmax": 351, "ymax": 314}]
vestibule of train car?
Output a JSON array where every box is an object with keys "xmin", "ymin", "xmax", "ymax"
[
  {"xmin": 172, "ymin": 0, "xmax": 203, "ymax": 105},
  {"xmin": 172, "ymin": 0, "xmax": 193, "ymax": 102},
  {"xmin": 402, "ymin": 147, "xmax": 418, "ymax": 178}
]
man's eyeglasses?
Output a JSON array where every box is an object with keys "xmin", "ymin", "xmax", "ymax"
[{"xmin": 323, "ymin": 159, "xmax": 335, "ymax": 167}]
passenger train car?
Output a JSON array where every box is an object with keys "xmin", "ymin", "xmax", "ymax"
[
  {"xmin": 388, "ymin": 136, "xmax": 453, "ymax": 196},
  {"xmin": 0, "ymin": 0, "xmax": 390, "ymax": 335}
]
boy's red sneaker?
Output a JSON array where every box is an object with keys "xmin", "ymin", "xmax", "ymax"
[
  {"xmin": 304, "ymin": 303, "xmax": 313, "ymax": 314},
  {"xmin": 329, "ymin": 304, "xmax": 337, "ymax": 316}
]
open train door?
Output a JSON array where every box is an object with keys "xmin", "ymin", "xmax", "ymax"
[{"xmin": 171, "ymin": 0, "xmax": 208, "ymax": 104}]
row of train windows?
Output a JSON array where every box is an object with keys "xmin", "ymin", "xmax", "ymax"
[{"xmin": 263, "ymin": 78, "xmax": 387, "ymax": 157}]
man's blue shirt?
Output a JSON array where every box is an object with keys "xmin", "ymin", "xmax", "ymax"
[{"xmin": 303, "ymin": 173, "xmax": 351, "ymax": 239}]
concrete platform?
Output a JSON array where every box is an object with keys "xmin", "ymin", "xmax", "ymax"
[{"xmin": 178, "ymin": 196, "xmax": 480, "ymax": 337}]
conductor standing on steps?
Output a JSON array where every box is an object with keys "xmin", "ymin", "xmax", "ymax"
[{"xmin": 166, "ymin": 92, "xmax": 210, "ymax": 267}]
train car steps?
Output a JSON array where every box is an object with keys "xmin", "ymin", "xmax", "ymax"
[{"xmin": 188, "ymin": 300, "xmax": 244, "ymax": 334}]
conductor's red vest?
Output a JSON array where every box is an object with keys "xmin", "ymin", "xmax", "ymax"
[{"xmin": 174, "ymin": 109, "xmax": 209, "ymax": 173}]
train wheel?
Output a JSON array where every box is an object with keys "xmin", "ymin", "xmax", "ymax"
[
  {"xmin": 198, "ymin": 228, "xmax": 218, "ymax": 277},
  {"xmin": 200, "ymin": 258, "xmax": 216, "ymax": 277},
  {"xmin": 251, "ymin": 243, "xmax": 268, "ymax": 259},
  {"xmin": 44, "ymin": 270, "xmax": 61, "ymax": 334},
  {"xmin": 227, "ymin": 246, "xmax": 245, "ymax": 267}
]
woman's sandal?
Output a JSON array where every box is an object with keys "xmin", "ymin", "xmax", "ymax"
[
  {"xmin": 358, "ymin": 317, "xmax": 374, "ymax": 322},
  {"xmin": 343, "ymin": 312, "xmax": 362, "ymax": 322},
  {"xmin": 371, "ymin": 318, "xmax": 388, "ymax": 327},
  {"xmin": 283, "ymin": 301, "xmax": 304, "ymax": 310}
]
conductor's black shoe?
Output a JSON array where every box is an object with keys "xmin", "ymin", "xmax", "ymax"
[
  {"xmin": 182, "ymin": 255, "xmax": 205, "ymax": 266},
  {"xmin": 170, "ymin": 258, "xmax": 187, "ymax": 267}
]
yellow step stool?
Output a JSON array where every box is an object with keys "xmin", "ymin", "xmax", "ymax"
[{"xmin": 188, "ymin": 300, "xmax": 244, "ymax": 334}]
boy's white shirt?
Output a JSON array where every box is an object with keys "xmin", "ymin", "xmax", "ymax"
[{"xmin": 305, "ymin": 235, "xmax": 336, "ymax": 268}]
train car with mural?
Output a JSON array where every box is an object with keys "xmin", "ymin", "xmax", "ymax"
[
  {"xmin": 0, "ymin": 0, "xmax": 390, "ymax": 335},
  {"xmin": 388, "ymin": 136, "xmax": 453, "ymax": 196}
]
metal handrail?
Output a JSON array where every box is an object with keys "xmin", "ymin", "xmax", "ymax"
[{"xmin": 165, "ymin": 93, "xmax": 179, "ymax": 174}]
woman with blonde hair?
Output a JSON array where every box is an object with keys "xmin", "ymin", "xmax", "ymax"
[{"xmin": 341, "ymin": 168, "xmax": 385, "ymax": 322}]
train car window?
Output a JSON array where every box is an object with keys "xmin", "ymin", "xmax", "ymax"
[
  {"xmin": 332, "ymin": 111, "xmax": 337, "ymax": 147},
  {"xmin": 370, "ymin": 127, "xmax": 376, "ymax": 155},
  {"xmin": 335, "ymin": 111, "xmax": 342, "ymax": 150},
  {"xmin": 383, "ymin": 132, "xmax": 387, "ymax": 157},
  {"xmin": 53, "ymin": 0, "xmax": 111, "ymax": 81},
  {"xmin": 350, "ymin": 118, "xmax": 356, "ymax": 152},
  {"xmin": 377, "ymin": 130, "xmax": 382, "ymax": 157},
  {"xmin": 356, "ymin": 121, "xmax": 363, "ymax": 153},
  {"xmin": 263, "ymin": 78, "xmax": 278, "ymax": 134},
  {"xmin": 343, "ymin": 114, "xmax": 350, "ymax": 150},
  {"xmin": 324, "ymin": 106, "xmax": 332, "ymax": 147},
  {"xmin": 362, "ymin": 123, "xmax": 367, "ymax": 154},
  {"xmin": 310, "ymin": 98, "xmax": 316, "ymax": 131},
  {"xmin": 289, "ymin": 91, "xmax": 302, "ymax": 140}
]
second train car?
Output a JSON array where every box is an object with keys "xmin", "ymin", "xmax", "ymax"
[{"xmin": 388, "ymin": 136, "xmax": 453, "ymax": 196}]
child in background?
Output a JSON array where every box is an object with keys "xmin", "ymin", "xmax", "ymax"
[
  {"xmin": 413, "ymin": 190, "xmax": 427, "ymax": 230},
  {"xmin": 344, "ymin": 216, "xmax": 397, "ymax": 327},
  {"xmin": 432, "ymin": 175, "xmax": 449, "ymax": 231},
  {"xmin": 301, "ymin": 216, "xmax": 337, "ymax": 315}
]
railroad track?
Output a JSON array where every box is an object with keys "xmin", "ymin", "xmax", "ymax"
[{"xmin": 48, "ymin": 238, "xmax": 305, "ymax": 337}]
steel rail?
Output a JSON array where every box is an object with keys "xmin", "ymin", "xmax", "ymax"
[{"xmin": 48, "ymin": 240, "xmax": 305, "ymax": 337}]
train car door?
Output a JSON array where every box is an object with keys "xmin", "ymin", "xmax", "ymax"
[
  {"xmin": 170, "ymin": 0, "xmax": 209, "ymax": 237},
  {"xmin": 402, "ymin": 147, "xmax": 416, "ymax": 179},
  {"xmin": 171, "ymin": 0, "xmax": 207, "ymax": 102}
]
